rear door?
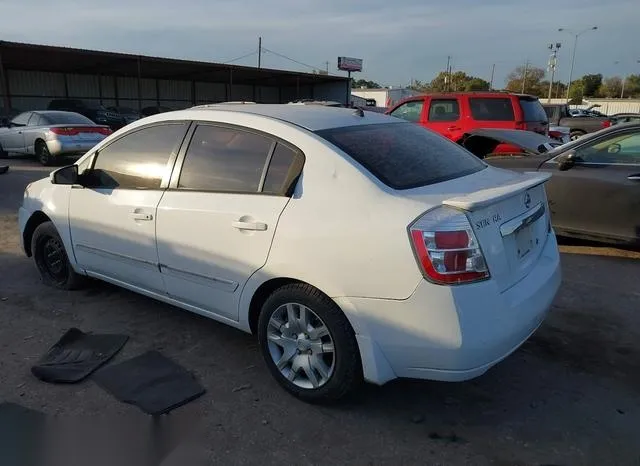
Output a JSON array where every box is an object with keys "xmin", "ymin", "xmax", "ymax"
[
  {"xmin": 541, "ymin": 128, "xmax": 640, "ymax": 242},
  {"xmin": 425, "ymin": 97, "xmax": 464, "ymax": 141},
  {"xmin": 156, "ymin": 123, "xmax": 304, "ymax": 321}
]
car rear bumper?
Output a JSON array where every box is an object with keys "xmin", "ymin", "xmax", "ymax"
[
  {"xmin": 46, "ymin": 139, "xmax": 103, "ymax": 156},
  {"xmin": 336, "ymin": 231, "xmax": 561, "ymax": 385}
]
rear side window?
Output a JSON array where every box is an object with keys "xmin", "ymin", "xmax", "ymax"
[
  {"xmin": 469, "ymin": 98, "xmax": 515, "ymax": 121},
  {"xmin": 178, "ymin": 125, "xmax": 274, "ymax": 193},
  {"xmin": 519, "ymin": 98, "xmax": 547, "ymax": 122},
  {"xmin": 428, "ymin": 99, "xmax": 460, "ymax": 121},
  {"xmin": 316, "ymin": 122, "xmax": 485, "ymax": 190},
  {"xmin": 262, "ymin": 143, "xmax": 305, "ymax": 195}
]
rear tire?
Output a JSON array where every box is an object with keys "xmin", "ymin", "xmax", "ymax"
[
  {"xmin": 257, "ymin": 283, "xmax": 362, "ymax": 403},
  {"xmin": 31, "ymin": 221, "xmax": 85, "ymax": 290},
  {"xmin": 36, "ymin": 140, "xmax": 52, "ymax": 166},
  {"xmin": 0, "ymin": 142, "xmax": 8, "ymax": 159},
  {"xmin": 569, "ymin": 130, "xmax": 585, "ymax": 141}
]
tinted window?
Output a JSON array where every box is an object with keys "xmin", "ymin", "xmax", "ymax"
[
  {"xmin": 263, "ymin": 143, "xmax": 305, "ymax": 195},
  {"xmin": 43, "ymin": 112, "xmax": 95, "ymax": 125},
  {"xmin": 519, "ymin": 98, "xmax": 547, "ymax": 122},
  {"xmin": 178, "ymin": 125, "xmax": 273, "ymax": 192},
  {"xmin": 389, "ymin": 101, "xmax": 424, "ymax": 123},
  {"xmin": 428, "ymin": 99, "xmax": 460, "ymax": 122},
  {"xmin": 87, "ymin": 123, "xmax": 187, "ymax": 189},
  {"xmin": 316, "ymin": 122, "xmax": 485, "ymax": 190},
  {"xmin": 11, "ymin": 113, "xmax": 31, "ymax": 126},
  {"xmin": 543, "ymin": 106, "xmax": 555, "ymax": 119},
  {"xmin": 469, "ymin": 98, "xmax": 515, "ymax": 121},
  {"xmin": 575, "ymin": 131, "xmax": 640, "ymax": 165}
]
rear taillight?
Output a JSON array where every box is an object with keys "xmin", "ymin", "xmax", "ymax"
[
  {"xmin": 98, "ymin": 127, "xmax": 113, "ymax": 135},
  {"xmin": 50, "ymin": 127, "xmax": 79, "ymax": 136},
  {"xmin": 409, "ymin": 207, "xmax": 489, "ymax": 285},
  {"xmin": 601, "ymin": 120, "xmax": 611, "ymax": 128},
  {"xmin": 515, "ymin": 121, "xmax": 526, "ymax": 130}
]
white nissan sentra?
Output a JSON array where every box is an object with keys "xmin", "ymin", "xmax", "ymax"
[{"xmin": 19, "ymin": 105, "xmax": 561, "ymax": 402}]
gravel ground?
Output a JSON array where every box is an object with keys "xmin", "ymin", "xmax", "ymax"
[{"xmin": 1, "ymin": 159, "xmax": 639, "ymax": 465}]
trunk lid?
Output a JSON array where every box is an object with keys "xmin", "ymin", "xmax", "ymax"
[{"xmin": 404, "ymin": 167, "xmax": 552, "ymax": 292}]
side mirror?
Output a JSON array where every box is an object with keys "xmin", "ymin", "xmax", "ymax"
[
  {"xmin": 50, "ymin": 165, "xmax": 79, "ymax": 185},
  {"xmin": 557, "ymin": 151, "xmax": 577, "ymax": 171}
]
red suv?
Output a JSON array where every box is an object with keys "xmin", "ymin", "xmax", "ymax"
[{"xmin": 385, "ymin": 92, "xmax": 548, "ymax": 143}]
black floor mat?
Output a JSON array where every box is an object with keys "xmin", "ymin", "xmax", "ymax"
[
  {"xmin": 31, "ymin": 328, "xmax": 129, "ymax": 384},
  {"xmin": 0, "ymin": 403, "xmax": 45, "ymax": 466},
  {"xmin": 93, "ymin": 351, "xmax": 205, "ymax": 416}
]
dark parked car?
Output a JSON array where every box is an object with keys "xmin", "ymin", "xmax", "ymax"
[
  {"xmin": 460, "ymin": 125, "xmax": 640, "ymax": 246},
  {"xmin": 543, "ymin": 103, "xmax": 610, "ymax": 140},
  {"xmin": 107, "ymin": 106, "xmax": 141, "ymax": 125},
  {"xmin": 610, "ymin": 113, "xmax": 640, "ymax": 126},
  {"xmin": 140, "ymin": 106, "xmax": 173, "ymax": 117},
  {"xmin": 48, "ymin": 100, "xmax": 126, "ymax": 130}
]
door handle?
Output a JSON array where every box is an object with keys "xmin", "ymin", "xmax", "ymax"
[
  {"xmin": 447, "ymin": 126, "xmax": 461, "ymax": 131},
  {"xmin": 130, "ymin": 212, "xmax": 153, "ymax": 221},
  {"xmin": 232, "ymin": 221, "xmax": 267, "ymax": 231},
  {"xmin": 628, "ymin": 175, "xmax": 640, "ymax": 181}
]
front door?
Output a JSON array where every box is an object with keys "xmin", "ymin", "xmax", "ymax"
[
  {"xmin": 3, "ymin": 112, "xmax": 31, "ymax": 152},
  {"xmin": 156, "ymin": 123, "xmax": 303, "ymax": 320},
  {"xmin": 541, "ymin": 128, "xmax": 640, "ymax": 242},
  {"xmin": 69, "ymin": 122, "xmax": 189, "ymax": 293}
]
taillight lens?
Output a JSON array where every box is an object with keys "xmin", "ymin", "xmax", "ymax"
[
  {"xmin": 601, "ymin": 120, "xmax": 611, "ymax": 128},
  {"xmin": 409, "ymin": 207, "xmax": 489, "ymax": 285}
]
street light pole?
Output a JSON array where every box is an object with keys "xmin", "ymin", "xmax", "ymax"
[{"xmin": 558, "ymin": 26, "xmax": 598, "ymax": 102}]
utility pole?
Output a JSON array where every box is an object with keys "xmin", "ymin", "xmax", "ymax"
[
  {"xmin": 521, "ymin": 60, "xmax": 529, "ymax": 94},
  {"xmin": 325, "ymin": 61, "xmax": 329, "ymax": 74},
  {"xmin": 547, "ymin": 42, "xmax": 561, "ymax": 102},
  {"xmin": 489, "ymin": 64, "xmax": 495, "ymax": 90},
  {"xmin": 445, "ymin": 55, "xmax": 451, "ymax": 91},
  {"xmin": 257, "ymin": 37, "xmax": 262, "ymax": 69}
]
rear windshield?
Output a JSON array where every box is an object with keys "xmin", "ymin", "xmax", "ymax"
[
  {"xmin": 469, "ymin": 98, "xmax": 515, "ymax": 121},
  {"xmin": 42, "ymin": 112, "xmax": 95, "ymax": 125},
  {"xmin": 519, "ymin": 98, "xmax": 548, "ymax": 122},
  {"xmin": 315, "ymin": 123, "xmax": 486, "ymax": 190}
]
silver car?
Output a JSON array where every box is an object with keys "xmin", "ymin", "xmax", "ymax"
[{"xmin": 0, "ymin": 111, "xmax": 112, "ymax": 165}]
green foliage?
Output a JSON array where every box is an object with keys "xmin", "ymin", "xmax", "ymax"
[
  {"xmin": 505, "ymin": 66, "xmax": 546, "ymax": 96},
  {"xmin": 568, "ymin": 81, "xmax": 584, "ymax": 104},
  {"xmin": 351, "ymin": 79, "xmax": 382, "ymax": 89},
  {"xmin": 581, "ymin": 74, "xmax": 603, "ymax": 97},
  {"xmin": 599, "ymin": 77, "xmax": 623, "ymax": 98}
]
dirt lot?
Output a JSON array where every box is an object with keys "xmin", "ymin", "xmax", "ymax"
[{"xmin": 1, "ymin": 159, "xmax": 639, "ymax": 465}]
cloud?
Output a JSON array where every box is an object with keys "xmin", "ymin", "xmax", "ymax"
[{"xmin": 0, "ymin": 0, "xmax": 638, "ymax": 85}]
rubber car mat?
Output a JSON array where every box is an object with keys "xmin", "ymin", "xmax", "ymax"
[
  {"xmin": 0, "ymin": 402, "xmax": 46, "ymax": 466},
  {"xmin": 93, "ymin": 351, "xmax": 205, "ymax": 416},
  {"xmin": 31, "ymin": 328, "xmax": 129, "ymax": 384}
]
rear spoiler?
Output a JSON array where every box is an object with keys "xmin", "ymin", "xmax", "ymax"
[{"xmin": 443, "ymin": 172, "xmax": 551, "ymax": 211}]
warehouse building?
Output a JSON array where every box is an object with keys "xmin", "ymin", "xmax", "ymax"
[{"xmin": 0, "ymin": 41, "xmax": 349, "ymax": 117}]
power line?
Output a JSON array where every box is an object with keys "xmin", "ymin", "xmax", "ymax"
[
  {"xmin": 261, "ymin": 47, "xmax": 324, "ymax": 72},
  {"xmin": 222, "ymin": 50, "xmax": 258, "ymax": 64}
]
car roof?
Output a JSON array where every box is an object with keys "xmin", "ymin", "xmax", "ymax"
[{"xmin": 186, "ymin": 103, "xmax": 401, "ymax": 131}]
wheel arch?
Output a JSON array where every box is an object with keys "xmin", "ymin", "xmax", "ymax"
[{"xmin": 23, "ymin": 210, "xmax": 52, "ymax": 256}]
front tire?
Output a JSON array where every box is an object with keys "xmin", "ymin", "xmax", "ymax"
[
  {"xmin": 31, "ymin": 221, "xmax": 85, "ymax": 290},
  {"xmin": 36, "ymin": 141, "xmax": 52, "ymax": 166},
  {"xmin": 569, "ymin": 130, "xmax": 585, "ymax": 141},
  {"xmin": 0, "ymin": 142, "xmax": 8, "ymax": 159},
  {"xmin": 257, "ymin": 283, "xmax": 362, "ymax": 403}
]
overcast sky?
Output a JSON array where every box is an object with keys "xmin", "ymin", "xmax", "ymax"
[{"xmin": 1, "ymin": 0, "xmax": 638, "ymax": 87}]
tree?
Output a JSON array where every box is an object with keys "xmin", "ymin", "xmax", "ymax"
[
  {"xmin": 428, "ymin": 71, "xmax": 489, "ymax": 92},
  {"xmin": 568, "ymin": 81, "xmax": 584, "ymax": 104},
  {"xmin": 580, "ymin": 74, "xmax": 603, "ymax": 97},
  {"xmin": 624, "ymin": 74, "xmax": 640, "ymax": 98},
  {"xmin": 505, "ymin": 66, "xmax": 546, "ymax": 96},
  {"xmin": 351, "ymin": 79, "xmax": 382, "ymax": 89},
  {"xmin": 599, "ymin": 77, "xmax": 623, "ymax": 98}
]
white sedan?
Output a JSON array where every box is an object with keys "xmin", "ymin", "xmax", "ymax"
[{"xmin": 19, "ymin": 105, "xmax": 561, "ymax": 402}]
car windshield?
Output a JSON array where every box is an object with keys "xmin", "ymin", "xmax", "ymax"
[
  {"xmin": 315, "ymin": 122, "xmax": 486, "ymax": 190},
  {"xmin": 43, "ymin": 112, "xmax": 95, "ymax": 125},
  {"xmin": 519, "ymin": 98, "xmax": 548, "ymax": 122}
]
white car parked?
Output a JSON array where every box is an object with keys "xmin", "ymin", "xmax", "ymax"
[{"xmin": 19, "ymin": 105, "xmax": 561, "ymax": 402}]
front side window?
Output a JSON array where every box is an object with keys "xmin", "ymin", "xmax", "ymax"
[
  {"xmin": 178, "ymin": 125, "xmax": 274, "ymax": 192},
  {"xmin": 428, "ymin": 99, "xmax": 460, "ymax": 122},
  {"xmin": 575, "ymin": 131, "xmax": 640, "ymax": 165},
  {"xmin": 316, "ymin": 122, "xmax": 485, "ymax": 190},
  {"xmin": 389, "ymin": 100, "xmax": 424, "ymax": 123},
  {"xmin": 85, "ymin": 123, "xmax": 187, "ymax": 189},
  {"xmin": 469, "ymin": 98, "xmax": 515, "ymax": 121}
]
